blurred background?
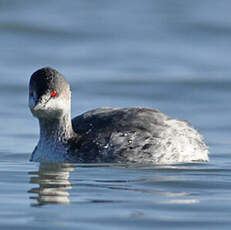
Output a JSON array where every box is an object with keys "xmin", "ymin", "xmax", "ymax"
[
  {"xmin": 0, "ymin": 0, "xmax": 230, "ymax": 154},
  {"xmin": 1, "ymin": 1, "xmax": 231, "ymax": 229},
  {"xmin": 1, "ymin": 0, "xmax": 231, "ymax": 80},
  {"xmin": 2, "ymin": 0, "xmax": 231, "ymax": 80}
]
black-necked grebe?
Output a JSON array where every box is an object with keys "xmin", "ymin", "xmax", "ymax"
[{"xmin": 29, "ymin": 67, "xmax": 209, "ymax": 163}]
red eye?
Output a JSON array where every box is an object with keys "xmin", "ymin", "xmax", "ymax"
[
  {"xmin": 30, "ymin": 89, "xmax": 33, "ymax": 97},
  {"xmin": 51, "ymin": 90, "xmax": 57, "ymax": 97}
]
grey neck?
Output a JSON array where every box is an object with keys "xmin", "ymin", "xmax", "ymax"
[{"xmin": 38, "ymin": 113, "xmax": 74, "ymax": 145}]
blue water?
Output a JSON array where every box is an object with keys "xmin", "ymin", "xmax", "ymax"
[{"xmin": 0, "ymin": 0, "xmax": 231, "ymax": 229}]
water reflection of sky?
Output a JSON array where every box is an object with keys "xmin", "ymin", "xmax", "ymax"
[{"xmin": 28, "ymin": 163, "xmax": 202, "ymax": 207}]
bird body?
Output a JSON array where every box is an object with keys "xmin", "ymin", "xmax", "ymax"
[{"xmin": 29, "ymin": 67, "xmax": 208, "ymax": 164}]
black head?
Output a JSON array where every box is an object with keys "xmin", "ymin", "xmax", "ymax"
[
  {"xmin": 29, "ymin": 67, "xmax": 69, "ymax": 98},
  {"xmin": 29, "ymin": 67, "xmax": 71, "ymax": 119}
]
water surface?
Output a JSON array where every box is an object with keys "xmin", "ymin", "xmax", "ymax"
[{"xmin": 0, "ymin": 1, "xmax": 231, "ymax": 229}]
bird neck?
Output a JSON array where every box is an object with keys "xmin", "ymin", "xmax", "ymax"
[{"xmin": 38, "ymin": 113, "xmax": 74, "ymax": 144}]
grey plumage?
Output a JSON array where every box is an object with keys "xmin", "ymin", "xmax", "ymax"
[{"xmin": 29, "ymin": 67, "xmax": 209, "ymax": 164}]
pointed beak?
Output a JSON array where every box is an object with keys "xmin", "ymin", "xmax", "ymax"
[
  {"xmin": 29, "ymin": 94, "xmax": 45, "ymax": 112},
  {"xmin": 33, "ymin": 100, "xmax": 43, "ymax": 111}
]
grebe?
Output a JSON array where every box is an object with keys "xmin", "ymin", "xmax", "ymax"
[{"xmin": 29, "ymin": 67, "xmax": 208, "ymax": 164}]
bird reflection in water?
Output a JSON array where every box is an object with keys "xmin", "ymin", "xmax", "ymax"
[{"xmin": 28, "ymin": 163, "xmax": 75, "ymax": 206}]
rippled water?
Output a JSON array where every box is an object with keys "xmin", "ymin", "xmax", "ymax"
[{"xmin": 0, "ymin": 0, "xmax": 231, "ymax": 229}]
